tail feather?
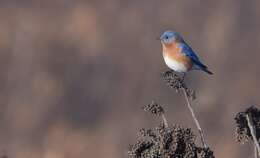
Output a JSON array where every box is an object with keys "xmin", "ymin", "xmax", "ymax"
[
  {"xmin": 192, "ymin": 63, "xmax": 213, "ymax": 75},
  {"xmin": 202, "ymin": 68, "xmax": 213, "ymax": 75}
]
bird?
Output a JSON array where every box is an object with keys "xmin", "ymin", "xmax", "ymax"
[{"xmin": 159, "ymin": 30, "xmax": 213, "ymax": 76}]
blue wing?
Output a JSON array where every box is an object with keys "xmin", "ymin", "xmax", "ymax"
[{"xmin": 178, "ymin": 42, "xmax": 208, "ymax": 70}]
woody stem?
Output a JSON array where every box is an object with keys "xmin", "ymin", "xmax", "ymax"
[
  {"xmin": 161, "ymin": 114, "xmax": 169, "ymax": 128},
  {"xmin": 181, "ymin": 88, "xmax": 208, "ymax": 148},
  {"xmin": 246, "ymin": 114, "xmax": 260, "ymax": 157}
]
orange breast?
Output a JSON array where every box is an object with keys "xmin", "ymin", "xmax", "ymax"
[{"xmin": 162, "ymin": 43, "xmax": 193, "ymax": 70}]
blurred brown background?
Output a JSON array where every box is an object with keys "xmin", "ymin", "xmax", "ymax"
[{"xmin": 1, "ymin": 0, "xmax": 260, "ymax": 157}]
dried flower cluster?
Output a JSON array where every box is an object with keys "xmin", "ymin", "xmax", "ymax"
[
  {"xmin": 235, "ymin": 106, "xmax": 260, "ymax": 144},
  {"xmin": 161, "ymin": 70, "xmax": 196, "ymax": 100},
  {"xmin": 129, "ymin": 102, "xmax": 214, "ymax": 158},
  {"xmin": 143, "ymin": 101, "xmax": 164, "ymax": 117}
]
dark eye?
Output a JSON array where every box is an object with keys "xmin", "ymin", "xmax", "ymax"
[{"xmin": 165, "ymin": 36, "xmax": 168, "ymax": 39}]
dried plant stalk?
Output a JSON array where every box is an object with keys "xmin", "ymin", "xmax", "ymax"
[
  {"xmin": 182, "ymin": 88, "xmax": 208, "ymax": 148},
  {"xmin": 129, "ymin": 101, "xmax": 215, "ymax": 158},
  {"xmin": 161, "ymin": 114, "xmax": 168, "ymax": 128},
  {"xmin": 143, "ymin": 101, "xmax": 168, "ymax": 128},
  {"xmin": 162, "ymin": 70, "xmax": 208, "ymax": 148},
  {"xmin": 246, "ymin": 114, "xmax": 260, "ymax": 157}
]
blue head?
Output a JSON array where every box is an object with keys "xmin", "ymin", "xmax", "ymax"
[{"xmin": 159, "ymin": 30, "xmax": 182, "ymax": 44}]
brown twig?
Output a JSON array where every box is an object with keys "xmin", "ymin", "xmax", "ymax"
[
  {"xmin": 246, "ymin": 114, "xmax": 260, "ymax": 157},
  {"xmin": 143, "ymin": 101, "xmax": 169, "ymax": 128},
  {"xmin": 182, "ymin": 88, "xmax": 208, "ymax": 148},
  {"xmin": 129, "ymin": 102, "xmax": 215, "ymax": 158},
  {"xmin": 161, "ymin": 114, "xmax": 168, "ymax": 128},
  {"xmin": 255, "ymin": 146, "xmax": 258, "ymax": 158},
  {"xmin": 161, "ymin": 70, "xmax": 208, "ymax": 148}
]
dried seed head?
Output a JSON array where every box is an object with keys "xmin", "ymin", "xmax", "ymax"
[
  {"xmin": 197, "ymin": 147, "xmax": 215, "ymax": 158},
  {"xmin": 143, "ymin": 101, "xmax": 164, "ymax": 116},
  {"xmin": 161, "ymin": 70, "xmax": 184, "ymax": 91},
  {"xmin": 234, "ymin": 106, "xmax": 260, "ymax": 144},
  {"xmin": 161, "ymin": 70, "xmax": 196, "ymax": 100},
  {"xmin": 129, "ymin": 123, "xmax": 215, "ymax": 158}
]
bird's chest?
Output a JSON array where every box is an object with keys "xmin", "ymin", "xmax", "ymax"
[{"xmin": 162, "ymin": 44, "xmax": 193, "ymax": 72}]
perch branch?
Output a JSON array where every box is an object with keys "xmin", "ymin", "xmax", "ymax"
[
  {"xmin": 182, "ymin": 88, "xmax": 208, "ymax": 148},
  {"xmin": 246, "ymin": 114, "xmax": 260, "ymax": 157}
]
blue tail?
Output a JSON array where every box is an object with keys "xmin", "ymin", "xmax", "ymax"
[
  {"xmin": 201, "ymin": 67, "xmax": 213, "ymax": 75},
  {"xmin": 178, "ymin": 42, "xmax": 213, "ymax": 75},
  {"xmin": 192, "ymin": 60, "xmax": 213, "ymax": 75}
]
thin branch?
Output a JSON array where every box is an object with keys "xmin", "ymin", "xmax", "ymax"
[
  {"xmin": 255, "ymin": 146, "xmax": 258, "ymax": 158},
  {"xmin": 143, "ymin": 101, "xmax": 169, "ymax": 128},
  {"xmin": 246, "ymin": 114, "xmax": 260, "ymax": 157},
  {"xmin": 161, "ymin": 114, "xmax": 169, "ymax": 128},
  {"xmin": 181, "ymin": 88, "xmax": 208, "ymax": 148},
  {"xmin": 161, "ymin": 71, "xmax": 208, "ymax": 148}
]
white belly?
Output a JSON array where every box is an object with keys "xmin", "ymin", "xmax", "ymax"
[{"xmin": 164, "ymin": 56, "xmax": 188, "ymax": 72}]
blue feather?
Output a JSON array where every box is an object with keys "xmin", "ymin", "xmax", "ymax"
[
  {"xmin": 177, "ymin": 42, "xmax": 207, "ymax": 70},
  {"xmin": 160, "ymin": 30, "xmax": 213, "ymax": 75}
]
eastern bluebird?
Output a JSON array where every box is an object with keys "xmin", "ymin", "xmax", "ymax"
[{"xmin": 159, "ymin": 30, "xmax": 213, "ymax": 75}]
